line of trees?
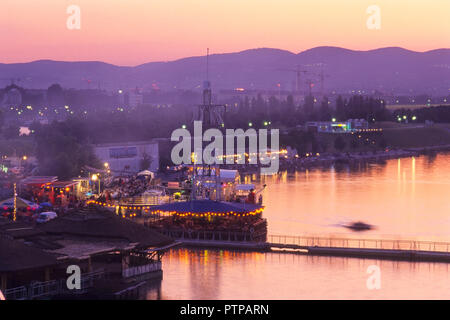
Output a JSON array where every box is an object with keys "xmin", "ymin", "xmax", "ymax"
[{"xmin": 224, "ymin": 94, "xmax": 390, "ymax": 129}]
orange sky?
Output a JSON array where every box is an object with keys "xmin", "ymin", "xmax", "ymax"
[{"xmin": 1, "ymin": 0, "xmax": 449, "ymax": 66}]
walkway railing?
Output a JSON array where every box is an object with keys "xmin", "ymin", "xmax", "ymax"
[
  {"xmin": 122, "ymin": 262, "xmax": 162, "ymax": 278},
  {"xmin": 3, "ymin": 269, "xmax": 105, "ymax": 300},
  {"xmin": 267, "ymin": 235, "xmax": 450, "ymax": 253}
]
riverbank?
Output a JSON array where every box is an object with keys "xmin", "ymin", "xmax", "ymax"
[
  {"xmin": 228, "ymin": 145, "xmax": 450, "ymax": 174},
  {"xmin": 279, "ymin": 145, "xmax": 450, "ymax": 170}
]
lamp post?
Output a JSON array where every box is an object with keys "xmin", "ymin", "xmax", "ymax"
[
  {"xmin": 91, "ymin": 174, "xmax": 100, "ymax": 195},
  {"xmin": 104, "ymin": 162, "xmax": 111, "ymax": 176},
  {"xmin": 13, "ymin": 183, "xmax": 17, "ymax": 222}
]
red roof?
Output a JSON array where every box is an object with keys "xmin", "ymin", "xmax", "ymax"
[
  {"xmin": 21, "ymin": 176, "xmax": 58, "ymax": 186},
  {"xmin": 49, "ymin": 181, "xmax": 79, "ymax": 188}
]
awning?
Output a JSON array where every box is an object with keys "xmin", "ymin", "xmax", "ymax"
[
  {"xmin": 49, "ymin": 181, "xmax": 79, "ymax": 188},
  {"xmin": 137, "ymin": 170, "xmax": 154, "ymax": 178},
  {"xmin": 236, "ymin": 184, "xmax": 255, "ymax": 191},
  {"xmin": 0, "ymin": 197, "xmax": 39, "ymax": 209},
  {"xmin": 20, "ymin": 176, "xmax": 58, "ymax": 186}
]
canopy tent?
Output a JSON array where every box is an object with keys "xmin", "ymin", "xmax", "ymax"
[
  {"xmin": 49, "ymin": 181, "xmax": 79, "ymax": 189},
  {"xmin": 20, "ymin": 176, "xmax": 58, "ymax": 187},
  {"xmin": 39, "ymin": 202, "xmax": 53, "ymax": 208},
  {"xmin": 195, "ymin": 169, "xmax": 239, "ymax": 183},
  {"xmin": 137, "ymin": 170, "xmax": 155, "ymax": 179},
  {"xmin": 235, "ymin": 184, "xmax": 255, "ymax": 191},
  {"xmin": 0, "ymin": 197, "xmax": 39, "ymax": 210}
]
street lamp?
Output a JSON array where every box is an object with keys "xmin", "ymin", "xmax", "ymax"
[
  {"xmin": 91, "ymin": 174, "xmax": 100, "ymax": 195},
  {"xmin": 13, "ymin": 183, "xmax": 17, "ymax": 222}
]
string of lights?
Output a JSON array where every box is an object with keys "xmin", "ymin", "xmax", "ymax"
[{"xmin": 87, "ymin": 200, "xmax": 264, "ymax": 217}]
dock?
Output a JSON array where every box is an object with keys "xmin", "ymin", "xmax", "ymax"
[{"xmin": 175, "ymin": 235, "xmax": 450, "ymax": 262}]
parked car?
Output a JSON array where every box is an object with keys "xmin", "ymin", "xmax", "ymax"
[{"xmin": 36, "ymin": 211, "xmax": 58, "ymax": 224}]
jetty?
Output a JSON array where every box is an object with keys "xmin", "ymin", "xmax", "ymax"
[{"xmin": 173, "ymin": 234, "xmax": 450, "ymax": 263}]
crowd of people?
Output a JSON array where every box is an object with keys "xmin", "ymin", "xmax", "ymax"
[
  {"xmin": 100, "ymin": 175, "xmax": 154, "ymax": 203},
  {"xmin": 150, "ymin": 214, "xmax": 264, "ymax": 233}
]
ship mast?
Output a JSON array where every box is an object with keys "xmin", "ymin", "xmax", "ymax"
[{"xmin": 192, "ymin": 48, "xmax": 226, "ymax": 201}]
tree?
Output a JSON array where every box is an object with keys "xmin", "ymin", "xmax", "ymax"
[
  {"xmin": 140, "ymin": 153, "xmax": 153, "ymax": 171},
  {"xmin": 47, "ymin": 83, "xmax": 65, "ymax": 107},
  {"xmin": 378, "ymin": 138, "xmax": 387, "ymax": 150},
  {"xmin": 33, "ymin": 119, "xmax": 101, "ymax": 180},
  {"xmin": 336, "ymin": 95, "xmax": 346, "ymax": 120},
  {"xmin": 304, "ymin": 94, "xmax": 315, "ymax": 116},
  {"xmin": 0, "ymin": 110, "xmax": 4, "ymax": 134},
  {"xmin": 334, "ymin": 136, "xmax": 347, "ymax": 152},
  {"xmin": 3, "ymin": 124, "xmax": 19, "ymax": 140},
  {"xmin": 319, "ymin": 96, "xmax": 331, "ymax": 121},
  {"xmin": 350, "ymin": 138, "xmax": 359, "ymax": 150}
]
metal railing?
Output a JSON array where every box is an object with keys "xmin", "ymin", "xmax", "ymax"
[
  {"xmin": 3, "ymin": 269, "xmax": 106, "ymax": 300},
  {"xmin": 4, "ymin": 286, "xmax": 28, "ymax": 300},
  {"xmin": 122, "ymin": 262, "xmax": 162, "ymax": 278},
  {"xmin": 267, "ymin": 235, "xmax": 450, "ymax": 253}
]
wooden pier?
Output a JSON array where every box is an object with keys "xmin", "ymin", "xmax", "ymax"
[
  {"xmin": 266, "ymin": 235, "xmax": 450, "ymax": 262},
  {"xmin": 176, "ymin": 234, "xmax": 450, "ymax": 262}
]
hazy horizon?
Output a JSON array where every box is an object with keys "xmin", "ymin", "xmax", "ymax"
[
  {"xmin": 2, "ymin": 0, "xmax": 449, "ymax": 65},
  {"xmin": 1, "ymin": 45, "xmax": 449, "ymax": 67}
]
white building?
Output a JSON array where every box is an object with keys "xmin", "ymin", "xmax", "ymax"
[{"xmin": 93, "ymin": 141, "xmax": 159, "ymax": 175}]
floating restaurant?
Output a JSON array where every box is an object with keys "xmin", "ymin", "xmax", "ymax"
[
  {"xmin": 0, "ymin": 207, "xmax": 175, "ymax": 300},
  {"xmin": 144, "ymin": 199, "xmax": 267, "ymax": 243}
]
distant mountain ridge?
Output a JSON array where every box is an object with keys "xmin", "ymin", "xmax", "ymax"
[{"xmin": 0, "ymin": 46, "xmax": 449, "ymax": 95}]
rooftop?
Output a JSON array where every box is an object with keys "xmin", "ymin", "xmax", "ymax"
[
  {"xmin": 37, "ymin": 208, "xmax": 173, "ymax": 249},
  {"xmin": 0, "ymin": 236, "xmax": 58, "ymax": 272}
]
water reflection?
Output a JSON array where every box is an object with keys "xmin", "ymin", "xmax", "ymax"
[
  {"xmin": 151, "ymin": 153, "xmax": 450, "ymax": 300},
  {"xmin": 254, "ymin": 153, "xmax": 450, "ymax": 241},
  {"xmin": 157, "ymin": 248, "xmax": 450, "ymax": 299}
]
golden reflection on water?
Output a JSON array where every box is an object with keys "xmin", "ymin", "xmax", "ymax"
[
  {"xmin": 158, "ymin": 248, "xmax": 450, "ymax": 300},
  {"xmin": 257, "ymin": 153, "xmax": 450, "ymax": 242},
  {"xmin": 153, "ymin": 154, "xmax": 450, "ymax": 300}
]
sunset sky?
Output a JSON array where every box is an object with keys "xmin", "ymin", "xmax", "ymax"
[{"xmin": 1, "ymin": 0, "xmax": 449, "ymax": 66}]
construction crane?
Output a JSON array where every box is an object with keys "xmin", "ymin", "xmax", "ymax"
[
  {"xmin": 316, "ymin": 69, "xmax": 331, "ymax": 96},
  {"xmin": 305, "ymin": 79, "xmax": 315, "ymax": 97},
  {"xmin": 278, "ymin": 65, "xmax": 308, "ymax": 93},
  {"xmin": 81, "ymin": 77, "xmax": 92, "ymax": 89}
]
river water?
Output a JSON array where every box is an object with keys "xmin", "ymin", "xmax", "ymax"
[{"xmin": 151, "ymin": 153, "xmax": 450, "ymax": 299}]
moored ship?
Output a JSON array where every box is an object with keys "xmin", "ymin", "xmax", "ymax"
[{"xmin": 144, "ymin": 199, "xmax": 267, "ymax": 243}]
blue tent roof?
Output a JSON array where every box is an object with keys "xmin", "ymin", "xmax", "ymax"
[{"xmin": 150, "ymin": 199, "xmax": 263, "ymax": 214}]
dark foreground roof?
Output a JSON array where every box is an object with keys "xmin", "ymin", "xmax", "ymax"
[
  {"xmin": 37, "ymin": 209, "xmax": 173, "ymax": 248},
  {"xmin": 0, "ymin": 218, "xmax": 44, "ymax": 239},
  {"xmin": 0, "ymin": 237, "xmax": 58, "ymax": 273},
  {"xmin": 150, "ymin": 199, "xmax": 263, "ymax": 214}
]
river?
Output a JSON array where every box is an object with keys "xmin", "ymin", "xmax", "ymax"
[{"xmin": 151, "ymin": 153, "xmax": 450, "ymax": 299}]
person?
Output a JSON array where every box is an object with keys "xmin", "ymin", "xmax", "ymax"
[{"xmin": 247, "ymin": 189, "xmax": 256, "ymax": 204}]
